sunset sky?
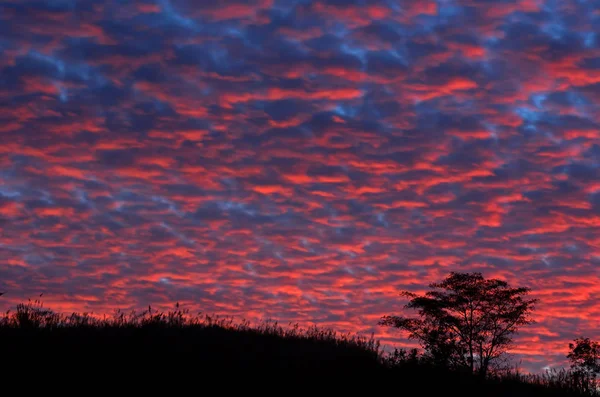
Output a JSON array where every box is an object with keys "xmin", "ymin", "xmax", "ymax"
[{"xmin": 1, "ymin": 0, "xmax": 600, "ymax": 371}]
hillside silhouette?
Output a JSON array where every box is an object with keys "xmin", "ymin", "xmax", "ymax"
[{"xmin": 0, "ymin": 299, "xmax": 595, "ymax": 396}]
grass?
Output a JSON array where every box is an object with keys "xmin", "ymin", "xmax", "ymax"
[{"xmin": 0, "ymin": 299, "xmax": 596, "ymax": 396}]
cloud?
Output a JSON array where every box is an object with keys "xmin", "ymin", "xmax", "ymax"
[{"xmin": 1, "ymin": 0, "xmax": 600, "ymax": 373}]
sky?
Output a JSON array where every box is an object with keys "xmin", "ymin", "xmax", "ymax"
[{"xmin": 1, "ymin": 0, "xmax": 600, "ymax": 372}]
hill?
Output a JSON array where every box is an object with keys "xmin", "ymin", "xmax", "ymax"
[{"xmin": 0, "ymin": 300, "xmax": 593, "ymax": 396}]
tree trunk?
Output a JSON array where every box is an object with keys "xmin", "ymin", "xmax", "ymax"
[
  {"xmin": 479, "ymin": 356, "xmax": 489, "ymax": 378},
  {"xmin": 469, "ymin": 345, "xmax": 474, "ymax": 373}
]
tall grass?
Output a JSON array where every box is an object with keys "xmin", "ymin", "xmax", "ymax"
[
  {"xmin": 0, "ymin": 299, "xmax": 380, "ymax": 351},
  {"xmin": 0, "ymin": 299, "xmax": 596, "ymax": 396},
  {"xmin": 490, "ymin": 368, "xmax": 599, "ymax": 396},
  {"xmin": 0, "ymin": 299, "xmax": 382, "ymax": 379}
]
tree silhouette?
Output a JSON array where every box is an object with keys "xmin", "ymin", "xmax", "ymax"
[
  {"xmin": 567, "ymin": 337, "xmax": 600, "ymax": 393},
  {"xmin": 379, "ymin": 272, "xmax": 537, "ymax": 377}
]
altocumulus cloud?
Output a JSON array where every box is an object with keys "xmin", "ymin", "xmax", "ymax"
[{"xmin": 0, "ymin": 0, "xmax": 600, "ymax": 372}]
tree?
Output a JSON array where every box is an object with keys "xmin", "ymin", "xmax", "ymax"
[
  {"xmin": 379, "ymin": 272, "xmax": 537, "ymax": 377},
  {"xmin": 567, "ymin": 337, "xmax": 600, "ymax": 393}
]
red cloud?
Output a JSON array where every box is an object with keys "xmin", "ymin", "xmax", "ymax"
[{"xmin": 1, "ymin": 0, "xmax": 599, "ymax": 374}]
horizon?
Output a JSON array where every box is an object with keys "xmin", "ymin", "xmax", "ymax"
[{"xmin": 1, "ymin": 0, "xmax": 599, "ymax": 374}]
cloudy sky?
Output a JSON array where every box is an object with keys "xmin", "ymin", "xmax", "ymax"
[{"xmin": 1, "ymin": 0, "xmax": 600, "ymax": 371}]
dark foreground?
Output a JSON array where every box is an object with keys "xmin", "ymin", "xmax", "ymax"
[{"xmin": 0, "ymin": 302, "xmax": 592, "ymax": 396}]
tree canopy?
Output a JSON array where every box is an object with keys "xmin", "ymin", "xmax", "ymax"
[{"xmin": 379, "ymin": 272, "xmax": 537, "ymax": 376}]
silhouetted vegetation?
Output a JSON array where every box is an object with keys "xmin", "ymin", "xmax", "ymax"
[
  {"xmin": 380, "ymin": 272, "xmax": 537, "ymax": 377},
  {"xmin": 567, "ymin": 337, "xmax": 600, "ymax": 393},
  {"xmin": 0, "ymin": 299, "xmax": 382, "ymax": 381},
  {"xmin": 0, "ymin": 297, "xmax": 597, "ymax": 395}
]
